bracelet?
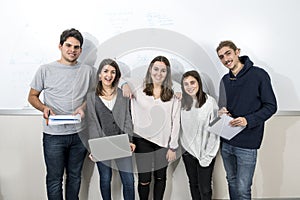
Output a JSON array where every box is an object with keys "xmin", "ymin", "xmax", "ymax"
[{"xmin": 169, "ymin": 148, "xmax": 177, "ymax": 152}]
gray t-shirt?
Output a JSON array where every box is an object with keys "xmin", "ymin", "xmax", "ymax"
[{"xmin": 30, "ymin": 61, "xmax": 96, "ymax": 135}]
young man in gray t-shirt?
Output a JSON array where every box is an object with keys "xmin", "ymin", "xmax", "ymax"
[{"xmin": 28, "ymin": 28, "xmax": 95, "ymax": 200}]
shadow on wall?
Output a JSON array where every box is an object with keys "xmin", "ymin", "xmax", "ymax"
[
  {"xmin": 252, "ymin": 56, "xmax": 299, "ymax": 196},
  {"xmin": 272, "ymin": 73, "xmax": 300, "ymax": 112},
  {"xmin": 255, "ymin": 116, "xmax": 297, "ymax": 198},
  {"xmin": 250, "ymin": 57, "xmax": 299, "ymax": 197},
  {"xmin": 246, "ymin": 48, "xmax": 300, "ymax": 112},
  {"xmin": 0, "ymin": 182, "xmax": 3, "ymax": 200},
  {"xmin": 78, "ymin": 32, "xmax": 99, "ymax": 69}
]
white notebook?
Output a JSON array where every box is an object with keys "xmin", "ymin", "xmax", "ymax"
[
  {"xmin": 48, "ymin": 114, "xmax": 81, "ymax": 125},
  {"xmin": 208, "ymin": 114, "xmax": 245, "ymax": 140}
]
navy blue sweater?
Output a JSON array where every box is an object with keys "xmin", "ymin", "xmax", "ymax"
[{"xmin": 218, "ymin": 56, "xmax": 277, "ymax": 149}]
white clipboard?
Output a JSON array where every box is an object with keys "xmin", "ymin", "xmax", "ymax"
[{"xmin": 208, "ymin": 114, "xmax": 245, "ymax": 140}]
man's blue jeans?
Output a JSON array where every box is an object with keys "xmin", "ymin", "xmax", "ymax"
[
  {"xmin": 221, "ymin": 142, "xmax": 257, "ymax": 200},
  {"xmin": 43, "ymin": 133, "xmax": 87, "ymax": 200},
  {"xmin": 96, "ymin": 156, "xmax": 135, "ymax": 200}
]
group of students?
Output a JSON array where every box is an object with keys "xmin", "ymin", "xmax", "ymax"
[{"xmin": 28, "ymin": 28, "xmax": 277, "ymax": 200}]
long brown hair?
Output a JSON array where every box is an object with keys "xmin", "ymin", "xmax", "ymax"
[
  {"xmin": 143, "ymin": 56, "xmax": 173, "ymax": 102},
  {"xmin": 181, "ymin": 70, "xmax": 207, "ymax": 111},
  {"xmin": 95, "ymin": 58, "xmax": 121, "ymax": 96}
]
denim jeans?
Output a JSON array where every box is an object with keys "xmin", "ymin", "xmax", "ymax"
[
  {"xmin": 182, "ymin": 151, "xmax": 215, "ymax": 200},
  {"xmin": 221, "ymin": 142, "xmax": 257, "ymax": 200},
  {"xmin": 96, "ymin": 157, "xmax": 135, "ymax": 200},
  {"xmin": 43, "ymin": 133, "xmax": 87, "ymax": 200}
]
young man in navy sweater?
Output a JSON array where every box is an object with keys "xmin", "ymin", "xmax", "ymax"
[{"xmin": 216, "ymin": 40, "xmax": 277, "ymax": 200}]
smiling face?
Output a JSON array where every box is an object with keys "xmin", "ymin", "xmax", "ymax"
[
  {"xmin": 217, "ymin": 46, "xmax": 240, "ymax": 70},
  {"xmin": 217, "ymin": 46, "xmax": 242, "ymax": 75},
  {"xmin": 149, "ymin": 61, "xmax": 168, "ymax": 85},
  {"xmin": 99, "ymin": 64, "xmax": 116, "ymax": 88},
  {"xmin": 58, "ymin": 37, "xmax": 82, "ymax": 65},
  {"xmin": 183, "ymin": 75, "xmax": 199, "ymax": 99}
]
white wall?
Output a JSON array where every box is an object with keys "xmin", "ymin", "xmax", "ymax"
[
  {"xmin": 1, "ymin": 1, "xmax": 300, "ymax": 199},
  {"xmin": 0, "ymin": 115, "xmax": 299, "ymax": 199},
  {"xmin": 1, "ymin": 0, "xmax": 300, "ymax": 111}
]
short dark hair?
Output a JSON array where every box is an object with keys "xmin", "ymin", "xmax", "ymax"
[{"xmin": 59, "ymin": 28, "xmax": 83, "ymax": 47}]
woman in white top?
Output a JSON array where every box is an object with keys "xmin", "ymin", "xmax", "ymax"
[
  {"xmin": 123, "ymin": 56, "xmax": 181, "ymax": 200},
  {"xmin": 180, "ymin": 70, "xmax": 220, "ymax": 200}
]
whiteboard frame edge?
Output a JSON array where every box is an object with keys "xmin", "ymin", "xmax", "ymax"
[{"xmin": 0, "ymin": 109, "xmax": 299, "ymax": 116}]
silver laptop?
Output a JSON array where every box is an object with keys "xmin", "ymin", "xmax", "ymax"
[{"xmin": 88, "ymin": 134, "xmax": 132, "ymax": 161}]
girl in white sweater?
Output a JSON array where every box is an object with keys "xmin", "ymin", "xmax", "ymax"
[
  {"xmin": 122, "ymin": 56, "xmax": 181, "ymax": 200},
  {"xmin": 180, "ymin": 70, "xmax": 220, "ymax": 200}
]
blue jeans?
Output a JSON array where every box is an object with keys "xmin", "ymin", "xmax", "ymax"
[
  {"xmin": 96, "ymin": 156, "xmax": 135, "ymax": 200},
  {"xmin": 221, "ymin": 142, "xmax": 257, "ymax": 200},
  {"xmin": 43, "ymin": 133, "xmax": 87, "ymax": 200}
]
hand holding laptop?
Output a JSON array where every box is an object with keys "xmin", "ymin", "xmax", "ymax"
[
  {"xmin": 88, "ymin": 134, "xmax": 133, "ymax": 162},
  {"xmin": 89, "ymin": 139, "xmax": 135, "ymax": 163}
]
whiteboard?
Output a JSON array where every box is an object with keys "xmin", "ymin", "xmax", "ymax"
[{"xmin": 0, "ymin": 0, "xmax": 299, "ymax": 114}]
